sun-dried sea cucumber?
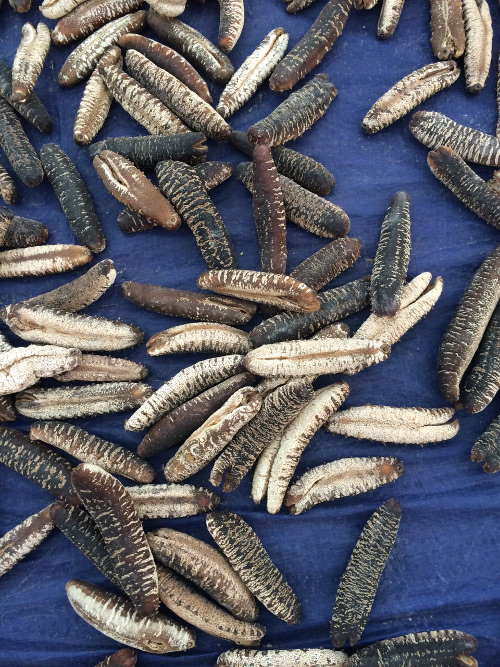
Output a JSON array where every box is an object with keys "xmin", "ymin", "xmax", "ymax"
[
  {"xmin": 269, "ymin": 0, "xmax": 351, "ymax": 92},
  {"xmin": 330, "ymin": 499, "xmax": 402, "ymax": 646}
]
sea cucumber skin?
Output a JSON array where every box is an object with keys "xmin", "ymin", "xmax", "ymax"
[{"xmin": 0, "ymin": 505, "xmax": 54, "ymax": 579}]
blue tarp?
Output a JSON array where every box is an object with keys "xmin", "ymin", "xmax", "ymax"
[{"xmin": 0, "ymin": 0, "xmax": 499, "ymax": 664}]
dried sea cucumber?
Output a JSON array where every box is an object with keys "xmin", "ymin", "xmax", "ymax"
[
  {"xmin": 0, "ymin": 505, "xmax": 54, "ymax": 579},
  {"xmin": 429, "ymin": 0, "xmax": 465, "ymax": 59},
  {"xmin": 40, "ymin": 143, "xmax": 105, "ymax": 253},
  {"xmin": 0, "ymin": 98, "xmax": 43, "ymax": 187},
  {"xmin": 206, "ymin": 511, "xmax": 302, "ymax": 624},
  {"xmin": 269, "ymin": 0, "xmax": 352, "ymax": 92},
  {"xmin": 0, "ymin": 60, "xmax": 52, "ymax": 134},
  {"xmin": 462, "ymin": 0, "xmax": 492, "ymax": 94},
  {"xmin": 248, "ymin": 74, "xmax": 337, "ymax": 146},
  {"xmin": 330, "ymin": 499, "xmax": 402, "ymax": 646},
  {"xmin": 12, "ymin": 22, "xmax": 51, "ymax": 103},
  {"xmin": 72, "ymin": 463, "xmax": 159, "ymax": 616}
]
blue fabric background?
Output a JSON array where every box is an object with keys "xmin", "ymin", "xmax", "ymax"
[{"xmin": 0, "ymin": 0, "xmax": 499, "ymax": 664}]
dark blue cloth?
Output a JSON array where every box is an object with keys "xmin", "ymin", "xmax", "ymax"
[{"xmin": 0, "ymin": 0, "xmax": 499, "ymax": 664}]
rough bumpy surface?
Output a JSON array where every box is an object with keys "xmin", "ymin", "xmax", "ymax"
[
  {"xmin": 330, "ymin": 499, "xmax": 402, "ymax": 646},
  {"xmin": 72, "ymin": 464, "xmax": 159, "ymax": 616},
  {"xmin": 127, "ymin": 483, "xmax": 219, "ymax": 519},
  {"xmin": 290, "ymin": 238, "xmax": 361, "ymax": 290},
  {"xmin": 0, "ymin": 244, "xmax": 93, "ymax": 277},
  {"xmin": 362, "ymin": 60, "xmax": 460, "ymax": 134},
  {"xmin": 462, "ymin": 0, "xmax": 492, "ymax": 94},
  {"xmin": 156, "ymin": 160, "xmax": 237, "ymax": 269},
  {"xmin": 137, "ymin": 372, "xmax": 256, "ymax": 458},
  {"xmin": 217, "ymin": 30, "xmax": 288, "ymax": 119},
  {"xmin": 16, "ymin": 382, "xmax": 152, "ymax": 420},
  {"xmin": 147, "ymin": 323, "xmax": 251, "ymax": 356},
  {"xmin": 269, "ymin": 0, "xmax": 351, "ymax": 91},
  {"xmin": 285, "ymin": 457, "xmax": 404, "ymax": 514},
  {"xmin": 428, "ymin": 146, "xmax": 500, "ymax": 229},
  {"xmin": 206, "ymin": 511, "xmax": 302, "ymax": 624},
  {"xmin": 0, "ymin": 60, "xmax": 52, "ymax": 133},
  {"xmin": 57, "ymin": 11, "xmax": 147, "ymax": 86},
  {"xmin": 248, "ymin": 74, "xmax": 337, "ymax": 146},
  {"xmin": 210, "ymin": 380, "xmax": 314, "ymax": 492},
  {"xmin": 471, "ymin": 415, "xmax": 500, "ymax": 473},
  {"xmin": 30, "ymin": 421, "xmax": 154, "ymax": 483},
  {"xmin": 370, "ymin": 191, "xmax": 411, "ymax": 316},
  {"xmin": 147, "ymin": 10, "xmax": 234, "ymax": 84},
  {"xmin": 12, "ymin": 23, "xmax": 51, "ymax": 103},
  {"xmin": 377, "ymin": 0, "xmax": 406, "ymax": 39},
  {"xmin": 0, "ymin": 506, "xmax": 53, "ymax": 579},
  {"xmin": 230, "ymin": 131, "xmax": 335, "ymax": 195},
  {"xmin": 438, "ymin": 243, "xmax": 500, "ymax": 402},
  {"xmin": 216, "ymin": 648, "xmax": 348, "ymax": 666},
  {"xmin": 89, "ymin": 133, "xmax": 208, "ymax": 167},
  {"xmin": 157, "ymin": 565, "xmax": 265, "ymax": 646},
  {"xmin": 347, "ymin": 629, "xmax": 477, "ymax": 666},
  {"xmin": 249, "ymin": 277, "xmax": 370, "ymax": 346},
  {"xmin": 0, "ymin": 98, "xmax": 43, "ymax": 187},
  {"xmin": 125, "ymin": 355, "xmax": 245, "ymax": 431},
  {"xmin": 40, "ymin": 143, "xmax": 105, "ymax": 252},
  {"xmin": 0, "ymin": 426, "xmax": 79, "ymax": 504},
  {"xmin": 65, "ymin": 580, "xmax": 195, "ymax": 653},
  {"xmin": 218, "ymin": 0, "xmax": 245, "ymax": 52},
  {"xmin": 410, "ymin": 111, "xmax": 500, "ymax": 166},
  {"xmin": 237, "ymin": 163, "xmax": 349, "ymax": 238},
  {"xmin": 148, "ymin": 527, "xmax": 258, "ymax": 621}
]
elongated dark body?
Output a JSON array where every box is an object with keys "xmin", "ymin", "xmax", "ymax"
[
  {"xmin": 471, "ymin": 415, "xmax": 500, "ymax": 473},
  {"xmin": 428, "ymin": 146, "xmax": 500, "ymax": 229},
  {"xmin": 0, "ymin": 99, "xmax": 43, "ymax": 187},
  {"xmin": 237, "ymin": 163, "xmax": 349, "ymax": 238},
  {"xmin": 269, "ymin": 0, "xmax": 352, "ymax": 92},
  {"xmin": 290, "ymin": 237, "xmax": 361, "ymax": 290},
  {"xmin": 4, "ymin": 216, "xmax": 48, "ymax": 248},
  {"xmin": 330, "ymin": 499, "xmax": 401, "ymax": 647},
  {"xmin": 252, "ymin": 144, "xmax": 287, "ymax": 274},
  {"xmin": 40, "ymin": 143, "xmax": 105, "ymax": 253},
  {"xmin": 95, "ymin": 649, "xmax": 137, "ymax": 667},
  {"xmin": 0, "ymin": 165, "xmax": 17, "ymax": 205},
  {"xmin": 118, "ymin": 34, "xmax": 212, "ymax": 103},
  {"xmin": 438, "ymin": 243, "xmax": 500, "ymax": 403},
  {"xmin": 58, "ymin": 11, "xmax": 147, "ymax": 87},
  {"xmin": 125, "ymin": 50, "xmax": 231, "ymax": 142},
  {"xmin": 138, "ymin": 372, "xmax": 256, "ymax": 458},
  {"xmin": 0, "ymin": 505, "xmax": 53, "ymax": 579},
  {"xmin": 0, "ymin": 426, "xmax": 79, "ymax": 504},
  {"xmin": 117, "ymin": 162, "xmax": 234, "ymax": 234},
  {"xmin": 24, "ymin": 259, "xmax": 115, "ymax": 312},
  {"xmin": 122, "ymin": 282, "xmax": 256, "ymax": 324},
  {"xmin": 66, "ymin": 579, "xmax": 194, "ymax": 654},
  {"xmin": 30, "ymin": 422, "xmax": 154, "ymax": 483},
  {"xmin": 156, "ymin": 160, "xmax": 237, "ymax": 269},
  {"xmin": 461, "ymin": 301, "xmax": 500, "ymax": 413},
  {"xmin": 16, "ymin": 382, "xmax": 153, "ymax": 420},
  {"xmin": 347, "ymin": 629, "xmax": 478, "ymax": 666},
  {"xmin": 72, "ymin": 463, "xmax": 159, "ymax": 616},
  {"xmin": 430, "ymin": 0, "xmax": 465, "ymax": 59},
  {"xmin": 206, "ymin": 511, "xmax": 302, "ymax": 624},
  {"xmin": 49, "ymin": 501, "xmax": 123, "ymax": 588},
  {"xmin": 248, "ymin": 74, "xmax": 337, "ymax": 146},
  {"xmin": 51, "ymin": 0, "xmax": 144, "ymax": 46},
  {"xmin": 89, "ymin": 133, "xmax": 207, "ymax": 168},
  {"xmin": 157, "ymin": 565, "xmax": 265, "ymax": 646},
  {"xmin": 211, "ymin": 380, "xmax": 314, "ymax": 492},
  {"xmin": 371, "ymin": 191, "xmax": 411, "ymax": 316},
  {"xmin": 410, "ymin": 111, "xmax": 500, "ymax": 165},
  {"xmin": 462, "ymin": 0, "xmax": 492, "ymax": 95},
  {"xmin": 230, "ymin": 131, "xmax": 335, "ymax": 195},
  {"xmin": 148, "ymin": 527, "xmax": 258, "ymax": 621},
  {"xmin": 0, "ymin": 60, "xmax": 52, "ymax": 134},
  {"xmin": 147, "ymin": 10, "xmax": 234, "ymax": 84},
  {"xmin": 249, "ymin": 276, "xmax": 371, "ymax": 347}
]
